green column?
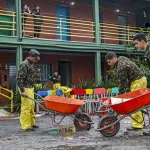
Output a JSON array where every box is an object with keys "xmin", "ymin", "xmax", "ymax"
[
  {"xmin": 93, "ymin": 0, "xmax": 100, "ymax": 45},
  {"xmin": 15, "ymin": 0, "xmax": 22, "ymax": 41},
  {"xmin": 16, "ymin": 46, "xmax": 23, "ymax": 71},
  {"xmin": 95, "ymin": 51, "xmax": 101, "ymax": 83}
]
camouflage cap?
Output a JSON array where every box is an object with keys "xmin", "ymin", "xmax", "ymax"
[{"xmin": 29, "ymin": 49, "xmax": 40, "ymax": 60}]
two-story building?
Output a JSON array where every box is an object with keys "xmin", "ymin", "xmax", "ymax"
[{"xmin": 0, "ymin": 0, "xmax": 149, "ymax": 91}]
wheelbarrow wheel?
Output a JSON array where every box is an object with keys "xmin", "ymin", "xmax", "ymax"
[
  {"xmin": 74, "ymin": 113, "xmax": 92, "ymax": 131},
  {"xmin": 98, "ymin": 116, "xmax": 120, "ymax": 137},
  {"xmin": 97, "ymin": 105, "xmax": 109, "ymax": 118}
]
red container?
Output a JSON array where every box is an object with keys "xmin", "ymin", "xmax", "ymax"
[
  {"xmin": 44, "ymin": 96, "xmax": 85, "ymax": 114},
  {"xmin": 103, "ymin": 88, "xmax": 150, "ymax": 114},
  {"xmin": 70, "ymin": 89, "xmax": 86, "ymax": 95}
]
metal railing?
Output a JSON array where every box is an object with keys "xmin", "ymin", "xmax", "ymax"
[
  {"xmin": 100, "ymin": 22, "xmax": 150, "ymax": 45},
  {"xmin": 0, "ymin": 9, "xmax": 16, "ymax": 36},
  {"xmin": 0, "ymin": 85, "xmax": 14, "ymax": 113},
  {"xmin": 21, "ymin": 13, "xmax": 150, "ymax": 44},
  {"xmin": 0, "ymin": 9, "xmax": 149, "ymax": 45},
  {"xmin": 23, "ymin": 13, "xmax": 95, "ymax": 42}
]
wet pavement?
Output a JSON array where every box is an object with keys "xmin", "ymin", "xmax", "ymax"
[{"xmin": 0, "ymin": 114, "xmax": 150, "ymax": 150}]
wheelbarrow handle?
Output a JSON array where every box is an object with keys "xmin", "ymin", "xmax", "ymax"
[
  {"xmin": 34, "ymin": 92, "xmax": 44, "ymax": 100},
  {"xmin": 25, "ymin": 95, "xmax": 48, "ymax": 112}
]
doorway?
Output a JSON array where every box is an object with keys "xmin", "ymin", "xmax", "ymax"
[
  {"xmin": 118, "ymin": 15, "xmax": 127, "ymax": 45},
  {"xmin": 56, "ymin": 6, "xmax": 70, "ymax": 40},
  {"xmin": 58, "ymin": 60, "xmax": 71, "ymax": 86}
]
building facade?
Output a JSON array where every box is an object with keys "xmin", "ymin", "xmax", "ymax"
[{"xmin": 0, "ymin": 0, "xmax": 148, "ymax": 91}]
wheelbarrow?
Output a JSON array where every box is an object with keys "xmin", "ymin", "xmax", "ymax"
[
  {"xmin": 27, "ymin": 93, "xmax": 94, "ymax": 131},
  {"xmin": 96, "ymin": 97, "xmax": 114, "ymax": 118},
  {"xmin": 96, "ymin": 88, "xmax": 150, "ymax": 137}
]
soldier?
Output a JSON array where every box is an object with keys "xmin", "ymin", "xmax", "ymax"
[
  {"xmin": 49, "ymin": 70, "xmax": 61, "ymax": 90},
  {"xmin": 133, "ymin": 33, "xmax": 150, "ymax": 61},
  {"xmin": 31, "ymin": 5, "xmax": 43, "ymax": 38},
  {"xmin": 105, "ymin": 52, "xmax": 147, "ymax": 131},
  {"xmin": 22, "ymin": 4, "xmax": 31, "ymax": 37},
  {"xmin": 16, "ymin": 49, "xmax": 40, "ymax": 131},
  {"xmin": 133, "ymin": 33, "xmax": 150, "ymax": 136}
]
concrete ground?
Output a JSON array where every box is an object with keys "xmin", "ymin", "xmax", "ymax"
[{"xmin": 0, "ymin": 113, "xmax": 150, "ymax": 150}]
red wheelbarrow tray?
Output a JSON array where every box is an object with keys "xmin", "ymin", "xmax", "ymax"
[
  {"xmin": 44, "ymin": 96, "xmax": 85, "ymax": 114},
  {"xmin": 102, "ymin": 88, "xmax": 150, "ymax": 114}
]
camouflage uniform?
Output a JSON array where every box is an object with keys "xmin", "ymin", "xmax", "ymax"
[
  {"xmin": 145, "ymin": 44, "xmax": 150, "ymax": 62},
  {"xmin": 143, "ymin": 44, "xmax": 150, "ymax": 135},
  {"xmin": 16, "ymin": 58, "xmax": 41, "ymax": 92},
  {"xmin": 116, "ymin": 56, "xmax": 147, "ymax": 129},
  {"xmin": 16, "ymin": 49, "xmax": 40, "ymax": 131},
  {"xmin": 31, "ymin": 9, "xmax": 43, "ymax": 38},
  {"xmin": 115, "ymin": 56, "xmax": 144, "ymax": 94}
]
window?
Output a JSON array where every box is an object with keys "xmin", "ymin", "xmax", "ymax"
[
  {"xmin": 118, "ymin": 15, "xmax": 127, "ymax": 45},
  {"xmin": 35, "ymin": 64, "xmax": 52, "ymax": 81}
]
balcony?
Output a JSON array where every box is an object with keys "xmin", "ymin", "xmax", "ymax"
[
  {"xmin": 0, "ymin": 10, "xmax": 16, "ymax": 37},
  {"xmin": 0, "ymin": 8, "xmax": 149, "ymax": 46}
]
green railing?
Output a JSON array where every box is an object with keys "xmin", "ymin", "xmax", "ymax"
[{"xmin": 0, "ymin": 10, "xmax": 16, "ymax": 36}]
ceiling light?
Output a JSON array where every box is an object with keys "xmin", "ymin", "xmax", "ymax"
[{"xmin": 71, "ymin": 2, "xmax": 74, "ymax": 5}]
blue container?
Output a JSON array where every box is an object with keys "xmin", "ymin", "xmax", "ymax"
[
  {"xmin": 56, "ymin": 90, "xmax": 63, "ymax": 96},
  {"xmin": 37, "ymin": 91, "xmax": 48, "ymax": 97}
]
